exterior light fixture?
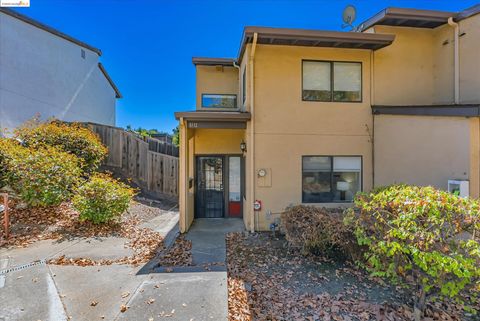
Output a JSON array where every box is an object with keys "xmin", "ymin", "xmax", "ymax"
[{"xmin": 240, "ymin": 140, "xmax": 247, "ymax": 153}]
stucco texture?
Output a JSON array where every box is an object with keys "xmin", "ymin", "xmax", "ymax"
[
  {"xmin": 374, "ymin": 115, "xmax": 470, "ymax": 189},
  {"xmin": 0, "ymin": 12, "xmax": 117, "ymax": 133}
]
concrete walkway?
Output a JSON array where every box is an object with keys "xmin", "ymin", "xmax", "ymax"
[
  {"xmin": 149, "ymin": 218, "xmax": 245, "ymax": 320},
  {"xmin": 0, "ymin": 216, "xmax": 245, "ymax": 321},
  {"xmin": 187, "ymin": 218, "xmax": 245, "ymax": 265},
  {"xmin": 0, "ymin": 204, "xmax": 179, "ymax": 321}
]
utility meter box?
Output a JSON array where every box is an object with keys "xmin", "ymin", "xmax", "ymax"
[{"xmin": 448, "ymin": 179, "xmax": 469, "ymax": 198}]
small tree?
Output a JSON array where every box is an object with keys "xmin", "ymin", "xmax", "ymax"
[
  {"xmin": 345, "ymin": 185, "xmax": 480, "ymax": 320},
  {"xmin": 172, "ymin": 125, "xmax": 179, "ymax": 147},
  {"xmin": 72, "ymin": 173, "xmax": 135, "ymax": 224}
]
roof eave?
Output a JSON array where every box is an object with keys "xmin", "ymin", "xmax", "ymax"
[
  {"xmin": 98, "ymin": 63, "xmax": 122, "ymax": 99},
  {"xmin": 358, "ymin": 7, "xmax": 455, "ymax": 31},
  {"xmin": 237, "ymin": 27, "xmax": 395, "ymax": 63}
]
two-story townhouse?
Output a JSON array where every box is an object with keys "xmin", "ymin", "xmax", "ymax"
[
  {"xmin": 0, "ymin": 8, "xmax": 121, "ymax": 133},
  {"xmin": 175, "ymin": 5, "xmax": 480, "ymax": 232}
]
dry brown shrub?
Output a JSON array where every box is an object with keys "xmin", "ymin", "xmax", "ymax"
[{"xmin": 282, "ymin": 205, "xmax": 362, "ymax": 261}]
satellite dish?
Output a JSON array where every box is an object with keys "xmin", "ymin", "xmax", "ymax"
[{"xmin": 342, "ymin": 5, "xmax": 357, "ymax": 30}]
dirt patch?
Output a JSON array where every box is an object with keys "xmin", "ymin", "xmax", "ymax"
[
  {"xmin": 0, "ymin": 198, "xmax": 168, "ymax": 266},
  {"xmin": 226, "ymin": 232, "xmax": 469, "ymax": 321}
]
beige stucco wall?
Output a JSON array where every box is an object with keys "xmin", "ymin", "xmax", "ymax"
[
  {"xmin": 433, "ymin": 24, "xmax": 455, "ymax": 104},
  {"xmin": 195, "ymin": 65, "xmax": 239, "ymax": 109},
  {"xmin": 372, "ymin": 25, "xmax": 458, "ymax": 106},
  {"xmin": 374, "ymin": 115, "xmax": 470, "ymax": 190},
  {"xmin": 373, "ymin": 26, "xmax": 436, "ymax": 105},
  {"xmin": 251, "ymin": 44, "xmax": 373, "ymax": 230},
  {"xmin": 193, "ymin": 128, "xmax": 245, "ymax": 155},
  {"xmin": 459, "ymin": 14, "xmax": 480, "ymax": 104}
]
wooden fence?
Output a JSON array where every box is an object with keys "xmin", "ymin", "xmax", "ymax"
[{"xmin": 85, "ymin": 123, "xmax": 179, "ymax": 199}]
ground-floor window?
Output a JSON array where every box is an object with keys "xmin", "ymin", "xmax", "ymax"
[{"xmin": 302, "ymin": 156, "xmax": 361, "ymax": 203}]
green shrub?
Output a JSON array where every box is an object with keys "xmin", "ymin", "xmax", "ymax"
[
  {"xmin": 345, "ymin": 184, "xmax": 480, "ymax": 320},
  {"xmin": 73, "ymin": 173, "xmax": 135, "ymax": 224},
  {"xmin": 0, "ymin": 139, "xmax": 82, "ymax": 207},
  {"xmin": 16, "ymin": 120, "xmax": 107, "ymax": 174},
  {"xmin": 282, "ymin": 205, "xmax": 362, "ymax": 261}
]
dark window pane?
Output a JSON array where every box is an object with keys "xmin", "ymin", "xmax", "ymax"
[
  {"xmin": 302, "ymin": 156, "xmax": 361, "ymax": 203},
  {"xmin": 202, "ymin": 94, "xmax": 237, "ymax": 108},
  {"xmin": 302, "ymin": 156, "xmax": 333, "ymax": 203},
  {"xmin": 332, "ymin": 172, "xmax": 361, "ymax": 202},
  {"xmin": 333, "ymin": 62, "xmax": 361, "ymax": 102},
  {"xmin": 302, "ymin": 90, "xmax": 331, "ymax": 101}
]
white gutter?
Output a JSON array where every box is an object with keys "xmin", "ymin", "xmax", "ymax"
[
  {"xmin": 448, "ymin": 17, "xmax": 459, "ymax": 104},
  {"xmin": 249, "ymin": 33, "xmax": 258, "ymax": 232}
]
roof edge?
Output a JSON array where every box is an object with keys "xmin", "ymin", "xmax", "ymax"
[
  {"xmin": 98, "ymin": 63, "xmax": 122, "ymax": 99},
  {"xmin": 237, "ymin": 26, "xmax": 395, "ymax": 63},
  {"xmin": 357, "ymin": 7, "xmax": 455, "ymax": 32},
  {"xmin": 0, "ymin": 8, "xmax": 102, "ymax": 56},
  {"xmin": 192, "ymin": 57, "xmax": 236, "ymax": 66},
  {"xmin": 456, "ymin": 4, "xmax": 480, "ymax": 21}
]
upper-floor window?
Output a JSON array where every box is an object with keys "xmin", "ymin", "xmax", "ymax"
[
  {"xmin": 202, "ymin": 94, "xmax": 237, "ymax": 109},
  {"xmin": 302, "ymin": 60, "xmax": 362, "ymax": 102}
]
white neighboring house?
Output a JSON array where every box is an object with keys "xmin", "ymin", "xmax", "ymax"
[{"xmin": 0, "ymin": 8, "xmax": 121, "ymax": 133}]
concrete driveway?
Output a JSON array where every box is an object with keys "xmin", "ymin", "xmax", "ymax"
[{"xmin": 0, "ymin": 217, "xmax": 244, "ymax": 321}]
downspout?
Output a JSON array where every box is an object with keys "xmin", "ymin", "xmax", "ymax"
[
  {"xmin": 448, "ymin": 17, "xmax": 459, "ymax": 104},
  {"xmin": 370, "ymin": 50, "xmax": 375, "ymax": 188},
  {"xmin": 249, "ymin": 33, "xmax": 258, "ymax": 232},
  {"xmin": 233, "ymin": 61, "xmax": 241, "ymax": 107}
]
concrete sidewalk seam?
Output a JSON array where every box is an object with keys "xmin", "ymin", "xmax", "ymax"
[
  {"xmin": 47, "ymin": 264, "xmax": 69, "ymax": 320},
  {"xmin": 112, "ymin": 279, "xmax": 146, "ymax": 321}
]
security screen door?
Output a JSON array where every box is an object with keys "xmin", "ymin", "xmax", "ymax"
[{"xmin": 195, "ymin": 156, "xmax": 225, "ymax": 218}]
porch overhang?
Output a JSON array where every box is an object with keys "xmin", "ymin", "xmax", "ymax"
[
  {"xmin": 175, "ymin": 111, "xmax": 251, "ymax": 129},
  {"xmin": 372, "ymin": 104, "xmax": 480, "ymax": 117}
]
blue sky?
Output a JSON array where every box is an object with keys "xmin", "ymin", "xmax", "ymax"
[{"xmin": 14, "ymin": 0, "xmax": 478, "ymax": 133}]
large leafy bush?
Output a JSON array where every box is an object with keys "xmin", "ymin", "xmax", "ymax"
[
  {"xmin": 282, "ymin": 205, "xmax": 361, "ymax": 261},
  {"xmin": 72, "ymin": 173, "xmax": 135, "ymax": 224},
  {"xmin": 345, "ymin": 185, "xmax": 480, "ymax": 320},
  {"xmin": 0, "ymin": 139, "xmax": 82, "ymax": 207},
  {"xmin": 16, "ymin": 121, "xmax": 107, "ymax": 174}
]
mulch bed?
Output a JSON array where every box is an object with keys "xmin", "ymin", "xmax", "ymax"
[
  {"xmin": 0, "ymin": 199, "xmax": 165, "ymax": 266},
  {"xmin": 226, "ymin": 232, "xmax": 471, "ymax": 321}
]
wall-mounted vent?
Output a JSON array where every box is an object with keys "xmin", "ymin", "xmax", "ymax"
[
  {"xmin": 448, "ymin": 179, "xmax": 469, "ymax": 197},
  {"xmin": 81, "ymin": 49, "xmax": 86, "ymax": 59}
]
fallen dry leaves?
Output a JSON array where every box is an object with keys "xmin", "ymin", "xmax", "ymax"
[
  {"xmin": 0, "ymin": 199, "xmax": 165, "ymax": 266},
  {"xmin": 226, "ymin": 232, "xmax": 471, "ymax": 321},
  {"xmin": 156, "ymin": 235, "xmax": 192, "ymax": 267}
]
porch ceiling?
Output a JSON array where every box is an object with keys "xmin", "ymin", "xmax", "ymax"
[
  {"xmin": 175, "ymin": 111, "xmax": 251, "ymax": 121},
  {"xmin": 175, "ymin": 111, "xmax": 251, "ymax": 129}
]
